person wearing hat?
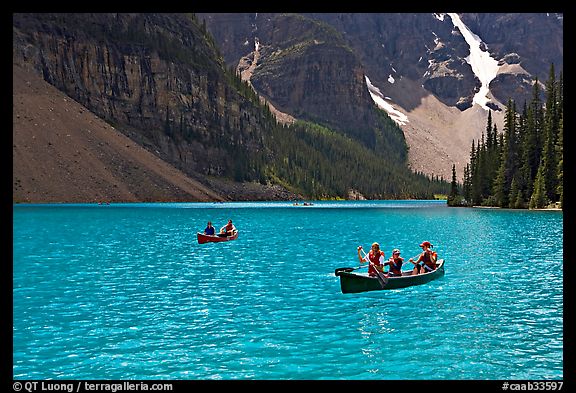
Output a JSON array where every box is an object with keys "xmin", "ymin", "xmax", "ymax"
[
  {"xmin": 409, "ymin": 241, "xmax": 437, "ymax": 275},
  {"xmin": 383, "ymin": 248, "xmax": 404, "ymax": 277}
]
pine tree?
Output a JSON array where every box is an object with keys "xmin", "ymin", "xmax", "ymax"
[
  {"xmin": 478, "ymin": 131, "xmax": 490, "ymax": 199},
  {"xmin": 530, "ymin": 78, "xmax": 544, "ymax": 174},
  {"xmin": 492, "ymin": 123, "xmax": 499, "ymax": 152},
  {"xmin": 493, "ymin": 158, "xmax": 507, "ymax": 207},
  {"xmin": 493, "ymin": 99, "xmax": 518, "ymax": 207},
  {"xmin": 463, "ymin": 163, "xmax": 472, "ymax": 204},
  {"xmin": 530, "ymin": 160, "xmax": 549, "ymax": 209},
  {"xmin": 556, "ymin": 115, "xmax": 563, "ymax": 208},
  {"xmin": 520, "ymin": 98, "xmax": 539, "ymax": 198},
  {"xmin": 486, "ymin": 110, "xmax": 493, "ymax": 149},
  {"xmin": 468, "ymin": 140, "xmax": 477, "ymax": 204},
  {"xmin": 542, "ymin": 64, "xmax": 559, "ymax": 202},
  {"xmin": 486, "ymin": 122, "xmax": 500, "ymax": 192},
  {"xmin": 508, "ymin": 177, "xmax": 522, "ymax": 209},
  {"xmin": 448, "ymin": 163, "xmax": 458, "ymax": 204}
]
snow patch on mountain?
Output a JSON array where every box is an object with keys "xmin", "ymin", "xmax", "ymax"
[
  {"xmin": 447, "ymin": 13, "xmax": 500, "ymax": 110},
  {"xmin": 365, "ymin": 76, "xmax": 409, "ymax": 126}
]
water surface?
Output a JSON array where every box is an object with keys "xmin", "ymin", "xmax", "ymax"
[{"xmin": 13, "ymin": 201, "xmax": 563, "ymax": 379}]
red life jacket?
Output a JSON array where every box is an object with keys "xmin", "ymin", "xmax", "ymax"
[
  {"xmin": 367, "ymin": 250, "xmax": 384, "ymax": 276},
  {"xmin": 421, "ymin": 250, "xmax": 436, "ymax": 270},
  {"xmin": 388, "ymin": 257, "xmax": 404, "ymax": 275}
]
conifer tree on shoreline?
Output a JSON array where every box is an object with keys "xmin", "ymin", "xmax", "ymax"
[{"xmin": 448, "ymin": 64, "xmax": 563, "ymax": 210}]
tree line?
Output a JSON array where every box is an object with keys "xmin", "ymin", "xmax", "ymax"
[
  {"xmin": 448, "ymin": 64, "xmax": 563, "ymax": 209},
  {"xmin": 267, "ymin": 120, "xmax": 449, "ymax": 199}
]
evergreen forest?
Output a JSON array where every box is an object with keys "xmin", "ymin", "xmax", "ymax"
[{"xmin": 448, "ymin": 65, "xmax": 563, "ymax": 209}]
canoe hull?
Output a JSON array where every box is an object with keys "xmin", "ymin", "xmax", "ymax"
[
  {"xmin": 335, "ymin": 259, "xmax": 445, "ymax": 293},
  {"xmin": 197, "ymin": 231, "xmax": 238, "ymax": 244}
]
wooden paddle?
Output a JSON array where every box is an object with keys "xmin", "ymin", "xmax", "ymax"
[
  {"xmin": 334, "ymin": 265, "xmax": 367, "ymax": 275},
  {"xmin": 359, "ymin": 248, "xmax": 388, "ymax": 287}
]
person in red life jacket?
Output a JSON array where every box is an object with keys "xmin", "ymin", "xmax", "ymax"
[
  {"xmin": 383, "ymin": 248, "xmax": 404, "ymax": 277},
  {"xmin": 357, "ymin": 243, "xmax": 385, "ymax": 277},
  {"xmin": 409, "ymin": 241, "xmax": 437, "ymax": 275},
  {"xmin": 219, "ymin": 219, "xmax": 236, "ymax": 237}
]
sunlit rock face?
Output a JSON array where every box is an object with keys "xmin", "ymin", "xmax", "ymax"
[{"xmin": 201, "ymin": 12, "xmax": 562, "ymax": 114}]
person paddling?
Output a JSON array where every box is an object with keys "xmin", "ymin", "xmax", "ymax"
[
  {"xmin": 409, "ymin": 241, "xmax": 437, "ymax": 275},
  {"xmin": 219, "ymin": 219, "xmax": 236, "ymax": 237},
  {"xmin": 357, "ymin": 243, "xmax": 385, "ymax": 277},
  {"xmin": 383, "ymin": 248, "xmax": 404, "ymax": 277}
]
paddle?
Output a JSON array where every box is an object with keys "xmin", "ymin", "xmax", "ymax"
[
  {"xmin": 407, "ymin": 253, "xmax": 421, "ymax": 265},
  {"xmin": 334, "ymin": 265, "xmax": 367, "ymax": 275},
  {"xmin": 359, "ymin": 248, "xmax": 388, "ymax": 287}
]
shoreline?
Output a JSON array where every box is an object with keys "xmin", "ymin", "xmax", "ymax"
[
  {"xmin": 473, "ymin": 205, "xmax": 562, "ymax": 211},
  {"xmin": 12, "ymin": 199, "xmax": 562, "ymax": 212}
]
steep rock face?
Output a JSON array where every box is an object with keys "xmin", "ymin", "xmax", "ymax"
[
  {"xmin": 206, "ymin": 13, "xmax": 562, "ymax": 113},
  {"xmin": 489, "ymin": 72, "xmax": 534, "ymax": 110},
  {"xmin": 301, "ymin": 13, "xmax": 480, "ymax": 110},
  {"xmin": 197, "ymin": 13, "xmax": 259, "ymax": 67},
  {"xmin": 200, "ymin": 13, "xmax": 407, "ymax": 156},
  {"xmin": 13, "ymin": 13, "xmax": 270, "ymax": 182},
  {"xmin": 253, "ymin": 43, "xmax": 364, "ymax": 122},
  {"xmin": 461, "ymin": 13, "xmax": 563, "ymax": 106},
  {"xmin": 13, "ymin": 63, "xmax": 226, "ymax": 203},
  {"xmin": 304, "ymin": 13, "xmax": 562, "ymax": 111},
  {"xmin": 461, "ymin": 13, "xmax": 563, "ymax": 79}
]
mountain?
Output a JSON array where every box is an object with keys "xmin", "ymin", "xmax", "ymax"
[
  {"xmin": 13, "ymin": 14, "xmax": 266, "ymax": 180},
  {"xmin": 13, "ymin": 63, "xmax": 225, "ymax": 203},
  {"xmin": 13, "ymin": 13, "xmax": 304, "ymax": 202},
  {"xmin": 13, "ymin": 13, "xmax": 449, "ymax": 203},
  {"xmin": 190, "ymin": 13, "xmax": 409, "ymax": 157},
  {"xmin": 198, "ymin": 12, "xmax": 563, "ymax": 181}
]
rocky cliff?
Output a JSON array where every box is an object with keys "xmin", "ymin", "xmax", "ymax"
[
  {"xmin": 461, "ymin": 13, "xmax": 563, "ymax": 105},
  {"xmin": 13, "ymin": 13, "xmax": 274, "ymax": 183},
  {"xmin": 300, "ymin": 13, "xmax": 562, "ymax": 110},
  {"xmin": 13, "ymin": 63, "xmax": 226, "ymax": 203},
  {"xmin": 200, "ymin": 13, "xmax": 407, "ymax": 158},
  {"xmin": 199, "ymin": 12, "xmax": 563, "ymax": 180}
]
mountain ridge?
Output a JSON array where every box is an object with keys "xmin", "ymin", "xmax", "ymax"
[
  {"xmin": 13, "ymin": 12, "xmax": 450, "ymax": 203},
  {"xmin": 199, "ymin": 12, "xmax": 562, "ymax": 181},
  {"xmin": 13, "ymin": 63, "xmax": 224, "ymax": 203}
]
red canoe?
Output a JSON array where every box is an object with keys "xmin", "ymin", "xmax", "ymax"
[{"xmin": 197, "ymin": 230, "xmax": 239, "ymax": 244}]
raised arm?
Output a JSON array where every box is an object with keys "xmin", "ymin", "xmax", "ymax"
[{"xmin": 357, "ymin": 246, "xmax": 365, "ymax": 263}]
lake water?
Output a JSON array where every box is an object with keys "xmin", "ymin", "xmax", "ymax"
[{"xmin": 12, "ymin": 201, "xmax": 563, "ymax": 380}]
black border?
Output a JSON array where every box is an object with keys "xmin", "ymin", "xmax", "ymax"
[{"xmin": 8, "ymin": 5, "xmax": 572, "ymax": 391}]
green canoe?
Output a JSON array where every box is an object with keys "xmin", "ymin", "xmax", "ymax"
[{"xmin": 335, "ymin": 259, "xmax": 445, "ymax": 293}]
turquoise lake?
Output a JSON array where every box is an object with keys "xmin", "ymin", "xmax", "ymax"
[{"xmin": 12, "ymin": 200, "xmax": 563, "ymax": 380}]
